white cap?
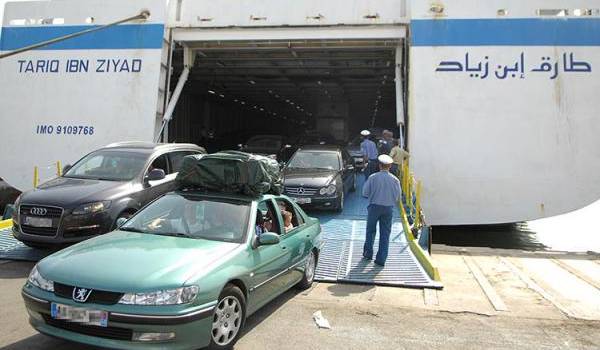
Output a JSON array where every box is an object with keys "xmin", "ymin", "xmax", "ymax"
[
  {"xmin": 360, "ymin": 130, "xmax": 371, "ymax": 136},
  {"xmin": 378, "ymin": 154, "xmax": 394, "ymax": 165}
]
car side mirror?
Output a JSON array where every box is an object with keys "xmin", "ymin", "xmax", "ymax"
[
  {"xmin": 145, "ymin": 168, "xmax": 166, "ymax": 183},
  {"xmin": 116, "ymin": 217, "xmax": 128, "ymax": 228},
  {"xmin": 258, "ymin": 232, "xmax": 280, "ymax": 246},
  {"xmin": 62, "ymin": 164, "xmax": 72, "ymax": 174}
]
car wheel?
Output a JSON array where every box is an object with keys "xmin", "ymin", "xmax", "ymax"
[
  {"xmin": 296, "ymin": 250, "xmax": 317, "ymax": 290},
  {"xmin": 350, "ymin": 173, "xmax": 357, "ymax": 192},
  {"xmin": 335, "ymin": 192, "xmax": 344, "ymax": 212},
  {"xmin": 208, "ymin": 284, "xmax": 246, "ymax": 350}
]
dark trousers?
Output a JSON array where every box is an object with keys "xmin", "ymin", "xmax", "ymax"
[
  {"xmin": 390, "ymin": 164, "xmax": 399, "ymax": 177},
  {"xmin": 365, "ymin": 159, "xmax": 379, "ymax": 178},
  {"xmin": 363, "ymin": 204, "xmax": 393, "ymax": 265}
]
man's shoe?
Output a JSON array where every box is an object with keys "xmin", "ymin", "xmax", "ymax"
[
  {"xmin": 374, "ymin": 260, "xmax": 385, "ymax": 267},
  {"xmin": 362, "ymin": 254, "xmax": 372, "ymax": 260}
]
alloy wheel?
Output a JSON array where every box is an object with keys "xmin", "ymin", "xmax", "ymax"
[{"xmin": 211, "ymin": 296, "xmax": 242, "ymax": 346}]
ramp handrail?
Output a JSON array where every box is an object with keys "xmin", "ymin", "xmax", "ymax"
[{"xmin": 398, "ymin": 160, "xmax": 441, "ymax": 282}]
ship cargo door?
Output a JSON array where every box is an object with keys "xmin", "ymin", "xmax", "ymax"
[{"xmin": 162, "ymin": 26, "xmax": 407, "ymax": 152}]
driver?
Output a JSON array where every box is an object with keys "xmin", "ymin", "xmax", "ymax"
[{"xmin": 147, "ymin": 201, "xmax": 200, "ymax": 235}]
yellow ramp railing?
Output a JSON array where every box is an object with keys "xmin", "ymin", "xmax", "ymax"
[{"xmin": 399, "ymin": 160, "xmax": 441, "ymax": 282}]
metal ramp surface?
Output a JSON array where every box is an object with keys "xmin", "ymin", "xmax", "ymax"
[
  {"xmin": 312, "ymin": 176, "xmax": 441, "ymax": 289},
  {"xmin": 0, "ymin": 227, "xmax": 50, "ymax": 261}
]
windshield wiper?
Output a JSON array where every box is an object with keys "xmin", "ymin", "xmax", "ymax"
[
  {"xmin": 152, "ymin": 232, "xmax": 194, "ymax": 239},
  {"xmin": 119, "ymin": 227, "xmax": 145, "ymax": 233}
]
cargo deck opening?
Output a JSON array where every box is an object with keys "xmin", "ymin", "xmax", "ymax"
[{"xmin": 165, "ymin": 39, "xmax": 404, "ymax": 152}]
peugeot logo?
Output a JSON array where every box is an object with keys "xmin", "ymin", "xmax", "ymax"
[
  {"xmin": 297, "ymin": 187, "xmax": 305, "ymax": 195},
  {"xmin": 72, "ymin": 287, "xmax": 93, "ymax": 303},
  {"xmin": 30, "ymin": 207, "xmax": 48, "ymax": 216}
]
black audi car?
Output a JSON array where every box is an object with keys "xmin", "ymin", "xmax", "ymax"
[
  {"xmin": 282, "ymin": 145, "xmax": 356, "ymax": 212},
  {"xmin": 12, "ymin": 142, "xmax": 205, "ymax": 248}
]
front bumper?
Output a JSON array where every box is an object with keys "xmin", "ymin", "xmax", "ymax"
[
  {"xmin": 22, "ymin": 286, "xmax": 216, "ymax": 350},
  {"xmin": 286, "ymin": 194, "xmax": 340, "ymax": 210},
  {"xmin": 13, "ymin": 209, "xmax": 114, "ymax": 245}
]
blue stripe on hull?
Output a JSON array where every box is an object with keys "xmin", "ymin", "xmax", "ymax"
[
  {"xmin": 412, "ymin": 18, "xmax": 600, "ymax": 46},
  {"xmin": 0, "ymin": 24, "xmax": 164, "ymax": 51}
]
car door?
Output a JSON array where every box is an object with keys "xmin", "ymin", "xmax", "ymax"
[
  {"xmin": 276, "ymin": 198, "xmax": 311, "ymax": 284},
  {"xmin": 248, "ymin": 199, "xmax": 292, "ymax": 310}
]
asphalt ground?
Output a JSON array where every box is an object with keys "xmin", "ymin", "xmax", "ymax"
[{"xmin": 1, "ymin": 245, "xmax": 598, "ymax": 349}]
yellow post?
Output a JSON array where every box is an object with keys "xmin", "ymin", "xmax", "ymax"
[
  {"xmin": 33, "ymin": 166, "xmax": 39, "ymax": 188},
  {"xmin": 408, "ymin": 173, "xmax": 414, "ymax": 216},
  {"xmin": 402, "ymin": 161, "xmax": 409, "ymax": 196},
  {"xmin": 415, "ymin": 181, "xmax": 422, "ymax": 228},
  {"xmin": 56, "ymin": 161, "xmax": 62, "ymax": 177}
]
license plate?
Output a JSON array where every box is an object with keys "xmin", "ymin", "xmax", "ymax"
[
  {"xmin": 24, "ymin": 216, "xmax": 53, "ymax": 228},
  {"xmin": 51, "ymin": 303, "xmax": 108, "ymax": 327},
  {"xmin": 292, "ymin": 197, "xmax": 311, "ymax": 204}
]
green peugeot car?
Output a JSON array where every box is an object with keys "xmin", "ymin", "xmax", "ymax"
[{"xmin": 22, "ymin": 190, "xmax": 322, "ymax": 349}]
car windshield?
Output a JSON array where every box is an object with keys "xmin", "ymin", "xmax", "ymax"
[
  {"xmin": 246, "ymin": 136, "xmax": 282, "ymax": 149},
  {"xmin": 121, "ymin": 194, "xmax": 250, "ymax": 243},
  {"xmin": 64, "ymin": 150, "xmax": 148, "ymax": 181},
  {"xmin": 287, "ymin": 151, "xmax": 340, "ymax": 170}
]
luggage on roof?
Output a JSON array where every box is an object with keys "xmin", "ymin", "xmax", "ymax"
[{"xmin": 176, "ymin": 151, "xmax": 283, "ymax": 196}]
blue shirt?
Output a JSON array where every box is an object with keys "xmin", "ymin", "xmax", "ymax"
[
  {"xmin": 360, "ymin": 139, "xmax": 378, "ymax": 160},
  {"xmin": 362, "ymin": 171, "xmax": 401, "ymax": 207}
]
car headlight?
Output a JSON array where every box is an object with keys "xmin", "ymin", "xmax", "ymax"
[
  {"xmin": 119, "ymin": 286, "xmax": 199, "ymax": 305},
  {"xmin": 72, "ymin": 201, "xmax": 111, "ymax": 215},
  {"xmin": 319, "ymin": 184, "xmax": 337, "ymax": 196},
  {"xmin": 28, "ymin": 265, "xmax": 54, "ymax": 292}
]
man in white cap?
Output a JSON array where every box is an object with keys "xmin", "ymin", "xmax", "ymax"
[
  {"xmin": 360, "ymin": 130, "xmax": 379, "ymax": 178},
  {"xmin": 362, "ymin": 154, "xmax": 401, "ymax": 266}
]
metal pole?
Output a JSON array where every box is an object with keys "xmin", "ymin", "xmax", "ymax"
[
  {"xmin": 0, "ymin": 11, "xmax": 150, "ymax": 60},
  {"xmin": 154, "ymin": 66, "xmax": 190, "ymax": 142},
  {"xmin": 395, "ymin": 45, "xmax": 404, "ymax": 128}
]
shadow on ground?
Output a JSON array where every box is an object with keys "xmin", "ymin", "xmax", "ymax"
[
  {"xmin": 433, "ymin": 223, "xmax": 548, "ymax": 251},
  {"xmin": 0, "ymin": 261, "xmax": 35, "ymax": 279}
]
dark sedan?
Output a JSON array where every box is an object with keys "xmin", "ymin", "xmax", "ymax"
[
  {"xmin": 239, "ymin": 135, "xmax": 285, "ymax": 159},
  {"xmin": 282, "ymin": 145, "xmax": 356, "ymax": 212},
  {"xmin": 12, "ymin": 142, "xmax": 205, "ymax": 248}
]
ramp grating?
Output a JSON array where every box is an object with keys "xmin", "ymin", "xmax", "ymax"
[
  {"xmin": 314, "ymin": 218, "xmax": 441, "ymax": 288},
  {"xmin": 312, "ymin": 175, "xmax": 441, "ymax": 289},
  {"xmin": 0, "ymin": 227, "xmax": 50, "ymax": 261}
]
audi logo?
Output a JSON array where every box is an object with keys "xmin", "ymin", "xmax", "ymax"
[{"xmin": 30, "ymin": 207, "xmax": 48, "ymax": 216}]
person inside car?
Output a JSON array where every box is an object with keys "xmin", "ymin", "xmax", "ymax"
[
  {"xmin": 255, "ymin": 210, "xmax": 265, "ymax": 236},
  {"xmin": 277, "ymin": 200, "xmax": 294, "ymax": 232}
]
